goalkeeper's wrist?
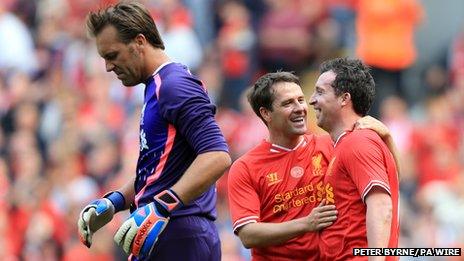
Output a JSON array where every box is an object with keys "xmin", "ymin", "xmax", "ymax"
[
  {"xmin": 154, "ymin": 189, "xmax": 184, "ymax": 216},
  {"xmin": 103, "ymin": 191, "xmax": 126, "ymax": 213}
]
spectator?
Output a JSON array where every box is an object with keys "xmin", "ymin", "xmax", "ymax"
[
  {"xmin": 258, "ymin": 0, "xmax": 324, "ymax": 72},
  {"xmin": 0, "ymin": 1, "xmax": 38, "ymax": 75},
  {"xmin": 217, "ymin": 0, "xmax": 256, "ymax": 110},
  {"xmin": 355, "ymin": 0, "xmax": 423, "ymax": 116},
  {"xmin": 158, "ymin": 0, "xmax": 203, "ymax": 72}
]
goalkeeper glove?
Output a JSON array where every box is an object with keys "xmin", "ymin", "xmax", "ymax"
[
  {"xmin": 114, "ymin": 189, "xmax": 183, "ymax": 258},
  {"xmin": 77, "ymin": 191, "xmax": 125, "ymax": 247}
]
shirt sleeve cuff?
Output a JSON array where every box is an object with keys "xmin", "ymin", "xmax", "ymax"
[
  {"xmin": 361, "ymin": 180, "xmax": 391, "ymax": 203},
  {"xmin": 232, "ymin": 216, "xmax": 259, "ymax": 234}
]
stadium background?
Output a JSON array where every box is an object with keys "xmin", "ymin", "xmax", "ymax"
[{"xmin": 0, "ymin": 0, "xmax": 463, "ymax": 260}]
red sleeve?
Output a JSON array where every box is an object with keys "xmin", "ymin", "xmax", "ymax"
[
  {"xmin": 340, "ymin": 131, "xmax": 391, "ymax": 202},
  {"xmin": 227, "ymin": 158, "xmax": 260, "ymax": 233}
]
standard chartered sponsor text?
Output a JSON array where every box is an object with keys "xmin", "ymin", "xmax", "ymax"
[{"xmin": 273, "ymin": 183, "xmax": 322, "ymax": 213}]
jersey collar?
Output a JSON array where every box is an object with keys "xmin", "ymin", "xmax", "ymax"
[
  {"xmin": 269, "ymin": 136, "xmax": 307, "ymax": 153},
  {"xmin": 152, "ymin": 61, "xmax": 174, "ymax": 76},
  {"xmin": 333, "ymin": 130, "xmax": 351, "ymax": 148}
]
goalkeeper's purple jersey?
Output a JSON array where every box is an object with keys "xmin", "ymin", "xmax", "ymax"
[{"xmin": 133, "ymin": 62, "xmax": 228, "ymax": 220}]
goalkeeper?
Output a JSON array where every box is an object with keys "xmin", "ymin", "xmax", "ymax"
[{"xmin": 77, "ymin": 2, "xmax": 231, "ymax": 260}]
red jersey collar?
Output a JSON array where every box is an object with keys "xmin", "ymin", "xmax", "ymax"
[{"xmin": 269, "ymin": 136, "xmax": 308, "ymax": 153}]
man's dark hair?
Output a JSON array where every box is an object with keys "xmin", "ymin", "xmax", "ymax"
[
  {"xmin": 320, "ymin": 57, "xmax": 375, "ymax": 116},
  {"xmin": 248, "ymin": 71, "xmax": 300, "ymax": 124},
  {"xmin": 86, "ymin": 1, "xmax": 165, "ymax": 49}
]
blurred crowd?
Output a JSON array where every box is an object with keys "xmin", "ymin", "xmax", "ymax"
[{"xmin": 0, "ymin": 0, "xmax": 463, "ymax": 260}]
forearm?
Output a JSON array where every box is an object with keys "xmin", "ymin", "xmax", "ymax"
[
  {"xmin": 116, "ymin": 176, "xmax": 136, "ymax": 210},
  {"xmin": 382, "ymin": 135, "xmax": 401, "ymax": 178},
  {"xmin": 171, "ymin": 151, "xmax": 231, "ymax": 204},
  {"xmin": 237, "ymin": 218, "xmax": 310, "ymax": 248},
  {"xmin": 237, "ymin": 201, "xmax": 337, "ymax": 248}
]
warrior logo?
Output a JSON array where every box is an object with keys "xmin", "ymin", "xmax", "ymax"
[{"xmin": 266, "ymin": 172, "xmax": 282, "ymax": 186}]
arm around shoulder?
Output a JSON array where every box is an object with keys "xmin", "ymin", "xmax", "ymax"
[{"xmin": 355, "ymin": 116, "xmax": 401, "ymax": 177}]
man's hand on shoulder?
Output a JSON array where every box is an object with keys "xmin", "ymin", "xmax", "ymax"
[{"xmin": 355, "ymin": 115, "xmax": 390, "ymax": 139}]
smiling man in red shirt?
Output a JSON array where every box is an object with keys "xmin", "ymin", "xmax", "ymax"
[
  {"xmin": 309, "ymin": 58, "xmax": 399, "ymax": 261},
  {"xmin": 228, "ymin": 72, "xmax": 338, "ymax": 261}
]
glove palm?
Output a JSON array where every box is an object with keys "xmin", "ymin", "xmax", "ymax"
[{"xmin": 77, "ymin": 198, "xmax": 115, "ymax": 247}]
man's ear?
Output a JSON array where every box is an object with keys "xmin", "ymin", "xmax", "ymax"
[
  {"xmin": 340, "ymin": 92, "xmax": 351, "ymax": 106},
  {"xmin": 259, "ymin": 107, "xmax": 271, "ymax": 124},
  {"xmin": 134, "ymin": 33, "xmax": 146, "ymax": 49}
]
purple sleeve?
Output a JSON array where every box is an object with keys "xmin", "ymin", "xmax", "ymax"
[{"xmin": 158, "ymin": 75, "xmax": 229, "ymax": 154}]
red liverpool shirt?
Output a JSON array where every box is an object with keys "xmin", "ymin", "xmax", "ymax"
[
  {"xmin": 228, "ymin": 134, "xmax": 333, "ymax": 261},
  {"xmin": 319, "ymin": 129, "xmax": 399, "ymax": 261}
]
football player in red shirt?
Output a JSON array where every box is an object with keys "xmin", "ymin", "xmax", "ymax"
[{"xmin": 310, "ymin": 58, "xmax": 399, "ymax": 261}]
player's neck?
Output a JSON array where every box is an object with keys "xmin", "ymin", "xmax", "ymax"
[
  {"xmin": 268, "ymin": 133, "xmax": 304, "ymax": 150},
  {"xmin": 146, "ymin": 48, "xmax": 171, "ymax": 78},
  {"xmin": 328, "ymin": 112, "xmax": 360, "ymax": 143}
]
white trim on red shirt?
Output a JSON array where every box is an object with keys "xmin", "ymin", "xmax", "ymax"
[
  {"xmin": 270, "ymin": 137, "xmax": 306, "ymax": 153},
  {"xmin": 233, "ymin": 215, "xmax": 259, "ymax": 232},
  {"xmin": 361, "ymin": 180, "xmax": 391, "ymax": 203}
]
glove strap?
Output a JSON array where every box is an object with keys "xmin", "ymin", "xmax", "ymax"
[
  {"xmin": 103, "ymin": 191, "xmax": 125, "ymax": 213},
  {"xmin": 154, "ymin": 189, "xmax": 184, "ymax": 215}
]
